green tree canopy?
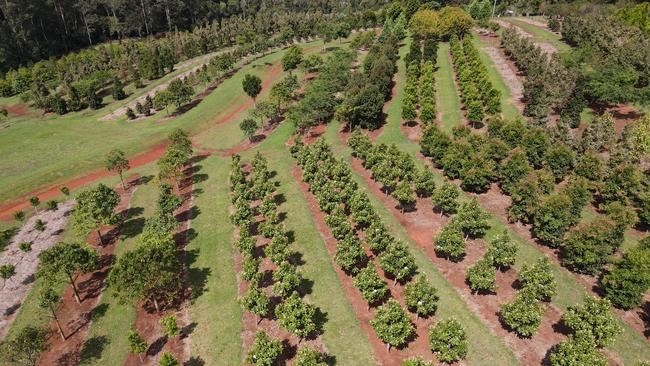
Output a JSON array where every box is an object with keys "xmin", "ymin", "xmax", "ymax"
[{"xmin": 37, "ymin": 242, "xmax": 99, "ymax": 304}]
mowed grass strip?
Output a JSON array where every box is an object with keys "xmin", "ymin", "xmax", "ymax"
[
  {"xmin": 502, "ymin": 18, "xmax": 571, "ymax": 53},
  {"xmin": 186, "ymin": 153, "xmax": 242, "ymax": 365},
  {"xmin": 236, "ymin": 121, "xmax": 377, "ymax": 365},
  {"xmin": 434, "ymin": 43, "xmax": 463, "ymax": 135}
]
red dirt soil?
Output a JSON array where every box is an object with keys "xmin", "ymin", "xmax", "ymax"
[
  {"xmin": 349, "ymin": 158, "xmax": 568, "ymax": 365},
  {"xmin": 37, "ymin": 174, "xmax": 140, "ymax": 366},
  {"xmin": 293, "ymin": 166, "xmax": 440, "ymax": 365},
  {"xmin": 2, "ymin": 103, "xmax": 30, "ymax": 117},
  {"xmin": 126, "ymin": 165, "xmax": 195, "ymax": 366}
]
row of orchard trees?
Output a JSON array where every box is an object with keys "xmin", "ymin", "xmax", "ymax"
[
  {"xmin": 229, "ymin": 152, "xmax": 329, "ymax": 366},
  {"xmin": 449, "ymin": 35, "xmax": 500, "ymax": 126},
  {"xmin": 419, "ymin": 110, "xmax": 650, "ymax": 306},
  {"xmin": 336, "ymin": 14, "xmax": 405, "ymax": 131},
  {"xmin": 349, "ymin": 131, "xmax": 624, "ymax": 365},
  {"xmin": 402, "ymin": 36, "xmax": 438, "ymax": 126},
  {"xmin": 0, "ymin": 10, "xmax": 372, "ymax": 116},
  {"xmin": 0, "ymin": 129, "xmax": 192, "ymax": 364},
  {"xmin": 293, "ymin": 138, "xmax": 470, "ymax": 363}
]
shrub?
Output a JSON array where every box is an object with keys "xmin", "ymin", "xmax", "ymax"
[
  {"xmin": 562, "ymin": 296, "xmax": 622, "ymax": 348},
  {"xmin": 434, "ymin": 222, "xmax": 465, "ymax": 260},
  {"xmin": 485, "ymin": 230, "xmax": 517, "ymax": 269},
  {"xmin": 246, "ymin": 331, "xmax": 284, "ymax": 366},
  {"xmin": 500, "ymin": 292, "xmax": 544, "ymax": 337},
  {"xmin": 428, "ymin": 318, "xmax": 468, "ymax": 363},
  {"xmin": 454, "ymin": 198, "xmax": 490, "ymax": 239},
  {"xmin": 370, "ymin": 299, "xmax": 415, "ymax": 350},
  {"xmin": 466, "ymin": 258, "xmax": 496, "ymax": 293},
  {"xmin": 19, "ymin": 242, "xmax": 32, "ymax": 252},
  {"xmin": 404, "ymin": 275, "xmax": 438, "ymax": 319},
  {"xmin": 518, "ymin": 258, "xmax": 557, "ymax": 302},
  {"xmin": 353, "ymin": 264, "xmax": 389, "ymax": 307},
  {"xmin": 548, "ymin": 331, "xmax": 607, "ymax": 366}
]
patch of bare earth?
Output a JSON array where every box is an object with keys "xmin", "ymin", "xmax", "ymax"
[
  {"xmin": 0, "ymin": 201, "xmax": 75, "ymax": 340},
  {"xmin": 293, "ymin": 166, "xmax": 442, "ymax": 366},
  {"xmin": 495, "ymin": 20, "xmax": 557, "ymax": 55},
  {"xmin": 481, "ymin": 43, "xmax": 525, "ymax": 114},
  {"xmin": 36, "ymin": 175, "xmax": 140, "ymax": 366},
  {"xmin": 349, "ymin": 158, "xmax": 567, "ymax": 365}
]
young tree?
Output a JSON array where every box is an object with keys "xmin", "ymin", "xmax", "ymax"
[
  {"xmin": 127, "ymin": 328, "xmax": 148, "ymax": 363},
  {"xmin": 353, "ymin": 264, "xmax": 389, "ymax": 308},
  {"xmin": 334, "ymin": 236, "xmax": 367, "ymax": 275},
  {"xmin": 499, "ymin": 148, "xmax": 532, "ymax": 195},
  {"xmin": 126, "ymin": 107, "xmax": 136, "ymax": 120},
  {"xmin": 37, "ymin": 287, "xmax": 65, "ymax": 340},
  {"xmin": 370, "ymin": 299, "xmax": 415, "ymax": 351},
  {"xmin": 112, "ymin": 78, "xmax": 126, "ymax": 101},
  {"xmin": 560, "ymin": 220, "xmax": 618, "ymax": 275},
  {"xmin": 37, "ymin": 242, "xmax": 100, "ymax": 304},
  {"xmin": 393, "ymin": 180, "xmax": 415, "ymax": 212},
  {"xmin": 466, "ymin": 258, "xmax": 497, "ymax": 294},
  {"xmin": 0, "ymin": 325, "xmax": 49, "ymax": 366},
  {"xmin": 159, "ymin": 315, "xmax": 180, "ymax": 338},
  {"xmin": 159, "ymin": 352, "xmax": 179, "ymax": 366},
  {"xmin": 379, "ymin": 242, "xmax": 417, "ymax": 285},
  {"xmin": 275, "ymin": 292, "xmax": 318, "ymax": 341},
  {"xmin": 144, "ymin": 95, "xmax": 153, "ymax": 116},
  {"xmin": 600, "ymin": 238, "xmax": 650, "ymax": 310},
  {"xmin": 404, "ymin": 275, "xmax": 438, "ymax": 320},
  {"xmin": 485, "ymin": 230, "xmax": 518, "ymax": 270},
  {"xmin": 29, "ymin": 196, "xmax": 40, "ymax": 214},
  {"xmin": 246, "ymin": 330, "xmax": 284, "ymax": 366},
  {"xmin": 428, "ymin": 318, "xmax": 468, "ymax": 363},
  {"xmin": 0, "ymin": 264, "xmax": 16, "ymax": 289},
  {"xmin": 548, "ymin": 331, "xmax": 607, "ymax": 366},
  {"xmin": 239, "ymin": 118, "xmax": 258, "ymax": 141},
  {"xmin": 431, "ymin": 182, "xmax": 459, "ymax": 216},
  {"xmin": 156, "ymin": 183, "xmax": 182, "ymax": 215},
  {"xmin": 499, "ymin": 292, "xmax": 544, "ymax": 337},
  {"xmin": 282, "ymin": 45, "xmax": 303, "ymax": 74},
  {"xmin": 272, "ymin": 261, "xmax": 302, "ymax": 298},
  {"xmin": 434, "ymin": 222, "xmax": 465, "ymax": 260},
  {"xmin": 71, "ymin": 184, "xmax": 120, "ymax": 245},
  {"xmin": 239, "ymin": 285, "xmax": 270, "ymax": 324},
  {"xmin": 105, "ymin": 149, "xmax": 131, "ymax": 190},
  {"xmin": 167, "ymin": 79, "xmax": 193, "ymax": 108},
  {"xmin": 532, "ymin": 193, "xmax": 574, "ymax": 248},
  {"xmin": 294, "ymin": 346, "xmax": 328, "ymax": 366},
  {"xmin": 242, "ymin": 74, "xmax": 262, "ymax": 104},
  {"xmin": 13, "ymin": 210, "xmax": 25, "ymax": 222},
  {"xmin": 562, "ymin": 296, "xmax": 622, "ymax": 348},
  {"xmin": 135, "ymin": 101, "xmax": 145, "ymax": 115},
  {"xmin": 403, "ymin": 357, "xmax": 434, "ymax": 366},
  {"xmin": 455, "ymin": 198, "xmax": 490, "ymax": 239},
  {"xmin": 414, "ymin": 168, "xmax": 436, "ymax": 197},
  {"xmin": 518, "ymin": 258, "xmax": 557, "ymax": 302}
]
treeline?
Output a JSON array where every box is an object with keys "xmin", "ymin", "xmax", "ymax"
[
  {"xmin": 0, "ymin": 0, "xmax": 385, "ymax": 73},
  {"xmin": 402, "ymin": 35, "xmax": 438, "ymax": 126}
]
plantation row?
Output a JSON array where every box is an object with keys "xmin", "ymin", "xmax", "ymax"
[
  {"xmin": 337, "ymin": 16, "xmax": 405, "ymax": 131},
  {"xmin": 229, "ymin": 152, "xmax": 328, "ymax": 366},
  {"xmin": 449, "ymin": 35, "xmax": 500, "ymax": 125},
  {"xmin": 420, "ymin": 112, "xmax": 650, "ymax": 310},
  {"xmin": 293, "ymin": 139, "xmax": 468, "ymax": 365},
  {"xmin": 348, "ymin": 131, "xmax": 624, "ymax": 365},
  {"xmin": 402, "ymin": 37, "xmax": 438, "ymax": 126}
]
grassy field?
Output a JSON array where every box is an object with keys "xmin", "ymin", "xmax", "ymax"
[
  {"xmin": 0, "ymin": 38, "xmax": 330, "ymax": 205},
  {"xmin": 435, "ymin": 43, "xmax": 463, "ymax": 134},
  {"xmin": 502, "ymin": 18, "xmax": 571, "ymax": 53}
]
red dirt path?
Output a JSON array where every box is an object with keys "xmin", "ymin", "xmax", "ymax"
[{"xmin": 37, "ymin": 174, "xmax": 140, "ymax": 366}]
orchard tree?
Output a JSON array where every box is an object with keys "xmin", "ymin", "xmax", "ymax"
[
  {"xmin": 159, "ymin": 315, "xmax": 180, "ymax": 338},
  {"xmin": 455, "ymin": 198, "xmax": 490, "ymax": 239},
  {"xmin": 466, "ymin": 258, "xmax": 496, "ymax": 294},
  {"xmin": 379, "ymin": 242, "xmax": 417, "ymax": 285},
  {"xmin": 353, "ymin": 264, "xmax": 389, "ymax": 308},
  {"xmin": 29, "ymin": 196, "xmax": 40, "ymax": 214},
  {"xmin": 167, "ymin": 79, "xmax": 193, "ymax": 108},
  {"xmin": 366, "ymin": 221, "xmax": 394, "ymax": 254},
  {"xmin": 112, "ymin": 78, "xmax": 126, "ymax": 100},
  {"xmin": 532, "ymin": 193, "xmax": 574, "ymax": 248},
  {"xmin": 275, "ymin": 292, "xmax": 318, "ymax": 341},
  {"xmin": 393, "ymin": 180, "xmax": 415, "ymax": 212},
  {"xmin": 600, "ymin": 238, "xmax": 650, "ymax": 309},
  {"xmin": 72, "ymin": 184, "xmax": 119, "ymax": 245},
  {"xmin": 126, "ymin": 107, "xmax": 136, "ymax": 119},
  {"xmin": 562, "ymin": 296, "xmax": 622, "ymax": 348},
  {"xmin": 334, "ymin": 236, "xmax": 367, "ymax": 275},
  {"xmin": 403, "ymin": 357, "xmax": 434, "ymax": 366},
  {"xmin": 127, "ymin": 328, "xmax": 148, "ymax": 363},
  {"xmin": 246, "ymin": 331, "xmax": 283, "ymax": 366},
  {"xmin": 434, "ymin": 222, "xmax": 465, "ymax": 260},
  {"xmin": 560, "ymin": 220, "xmax": 618, "ymax": 275},
  {"xmin": 272, "ymin": 261, "xmax": 302, "ymax": 298},
  {"xmin": 428, "ymin": 318, "xmax": 468, "ymax": 363},
  {"xmin": 0, "ymin": 264, "xmax": 15, "ymax": 289},
  {"xmin": 159, "ymin": 352, "xmax": 179, "ymax": 366},
  {"xmin": 370, "ymin": 299, "xmax": 415, "ymax": 351},
  {"xmin": 105, "ymin": 149, "xmax": 130, "ymax": 190},
  {"xmin": 108, "ymin": 241, "xmax": 182, "ymax": 312},
  {"xmin": 37, "ymin": 242, "xmax": 99, "ymax": 304},
  {"xmin": 485, "ymin": 231, "xmax": 518, "ymax": 270},
  {"xmin": 500, "ymin": 292, "xmax": 544, "ymax": 337},
  {"xmin": 431, "ymin": 182, "xmax": 459, "ymax": 216},
  {"xmin": 157, "ymin": 183, "xmax": 182, "ymax": 215},
  {"xmin": 519, "ymin": 258, "xmax": 557, "ymax": 302},
  {"xmin": 37, "ymin": 287, "xmax": 65, "ymax": 340},
  {"xmin": 544, "ymin": 144, "xmax": 575, "ymax": 182},
  {"xmin": 499, "ymin": 148, "xmax": 532, "ymax": 195},
  {"xmin": 243, "ymin": 74, "xmax": 262, "ymax": 105},
  {"xmin": 239, "ymin": 285, "xmax": 270, "ymax": 324},
  {"xmin": 415, "ymin": 168, "xmax": 436, "ymax": 197},
  {"xmin": 239, "ymin": 118, "xmax": 258, "ymax": 141},
  {"xmin": 404, "ymin": 275, "xmax": 439, "ymax": 320},
  {"xmin": 0, "ymin": 326, "xmax": 49, "ymax": 366},
  {"xmin": 294, "ymin": 346, "xmax": 328, "ymax": 366},
  {"xmin": 548, "ymin": 331, "xmax": 607, "ymax": 366},
  {"xmin": 282, "ymin": 45, "xmax": 303, "ymax": 74}
]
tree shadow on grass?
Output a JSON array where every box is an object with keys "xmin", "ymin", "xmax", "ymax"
[
  {"xmin": 79, "ymin": 335, "xmax": 110, "ymax": 365},
  {"xmin": 90, "ymin": 303, "xmax": 109, "ymax": 322},
  {"xmin": 186, "ymin": 248, "xmax": 211, "ymax": 304}
]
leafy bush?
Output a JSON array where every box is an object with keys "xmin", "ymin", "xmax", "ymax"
[{"xmin": 428, "ymin": 318, "xmax": 468, "ymax": 363}]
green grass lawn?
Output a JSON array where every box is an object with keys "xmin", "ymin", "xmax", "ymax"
[{"xmin": 435, "ymin": 43, "xmax": 463, "ymax": 134}]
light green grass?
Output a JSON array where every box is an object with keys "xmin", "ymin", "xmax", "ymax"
[
  {"xmin": 434, "ymin": 43, "xmax": 463, "ymax": 134},
  {"xmin": 503, "ymin": 18, "xmax": 571, "ymax": 53}
]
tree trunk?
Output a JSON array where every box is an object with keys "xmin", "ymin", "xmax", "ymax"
[
  {"xmin": 96, "ymin": 227, "xmax": 104, "ymax": 245},
  {"xmin": 69, "ymin": 274, "xmax": 81, "ymax": 304},
  {"xmin": 51, "ymin": 307, "xmax": 66, "ymax": 340},
  {"xmin": 165, "ymin": 4, "xmax": 172, "ymax": 32},
  {"xmin": 386, "ymin": 343, "xmax": 390, "ymax": 352},
  {"xmin": 138, "ymin": 353, "xmax": 143, "ymax": 364},
  {"xmin": 119, "ymin": 171, "xmax": 126, "ymax": 190},
  {"xmin": 153, "ymin": 298, "xmax": 160, "ymax": 312},
  {"xmin": 140, "ymin": 0, "xmax": 150, "ymax": 35},
  {"xmin": 81, "ymin": 13, "xmax": 92, "ymax": 45}
]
